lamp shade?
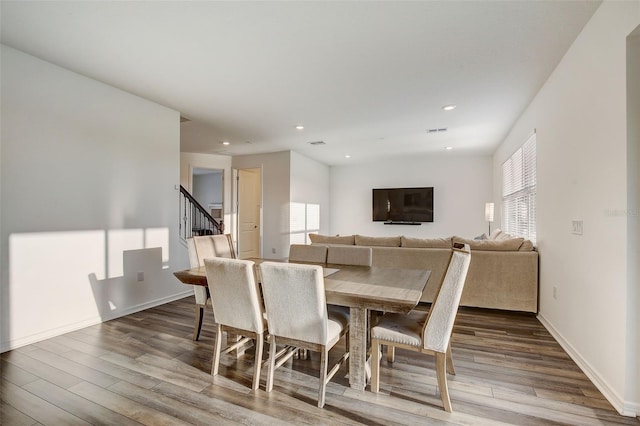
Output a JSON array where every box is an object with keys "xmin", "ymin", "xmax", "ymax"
[{"xmin": 485, "ymin": 202, "xmax": 495, "ymax": 222}]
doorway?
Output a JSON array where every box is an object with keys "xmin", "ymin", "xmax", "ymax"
[
  {"xmin": 191, "ymin": 167, "xmax": 224, "ymax": 228},
  {"xmin": 236, "ymin": 168, "xmax": 262, "ymax": 259}
]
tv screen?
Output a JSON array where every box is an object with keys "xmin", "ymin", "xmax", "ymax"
[{"xmin": 372, "ymin": 187, "xmax": 434, "ymax": 223}]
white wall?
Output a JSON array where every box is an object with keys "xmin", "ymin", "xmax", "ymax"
[
  {"xmin": 492, "ymin": 2, "xmax": 639, "ymax": 415},
  {"xmin": 289, "ymin": 151, "xmax": 331, "ymax": 252},
  {"xmin": 329, "ymin": 154, "xmax": 493, "ymax": 239},
  {"xmin": 232, "ymin": 151, "xmax": 291, "ymax": 259},
  {"xmin": 0, "ymin": 45, "xmax": 187, "ymax": 351},
  {"xmin": 193, "ymin": 172, "xmax": 223, "ymax": 208}
]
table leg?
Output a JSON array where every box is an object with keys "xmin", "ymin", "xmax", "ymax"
[{"xmin": 348, "ymin": 307, "xmax": 368, "ymax": 390}]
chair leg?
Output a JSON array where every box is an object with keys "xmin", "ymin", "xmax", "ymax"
[
  {"xmin": 252, "ymin": 333, "xmax": 264, "ymax": 391},
  {"xmin": 266, "ymin": 335, "xmax": 277, "ymax": 392},
  {"xmin": 387, "ymin": 345, "xmax": 395, "ymax": 363},
  {"xmin": 193, "ymin": 305, "xmax": 205, "ymax": 341},
  {"xmin": 371, "ymin": 339, "xmax": 381, "ymax": 393},
  {"xmin": 318, "ymin": 347, "xmax": 329, "ymax": 408},
  {"xmin": 436, "ymin": 352, "xmax": 453, "ymax": 412},
  {"xmin": 211, "ymin": 323, "xmax": 223, "ymax": 376},
  {"xmin": 345, "ymin": 330, "xmax": 350, "ymax": 374},
  {"xmin": 446, "ymin": 343, "xmax": 455, "ymax": 375}
]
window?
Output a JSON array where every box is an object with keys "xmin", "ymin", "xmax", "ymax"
[
  {"xmin": 290, "ymin": 202, "xmax": 320, "ymax": 244},
  {"xmin": 502, "ymin": 132, "xmax": 536, "ymax": 244}
]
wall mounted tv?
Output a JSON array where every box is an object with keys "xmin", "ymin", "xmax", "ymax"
[{"xmin": 372, "ymin": 187, "xmax": 434, "ymax": 224}]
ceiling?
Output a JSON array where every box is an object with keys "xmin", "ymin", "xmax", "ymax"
[{"xmin": 1, "ymin": 1, "xmax": 601, "ymax": 165}]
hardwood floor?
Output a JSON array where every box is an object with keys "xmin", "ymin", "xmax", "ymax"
[{"xmin": 2, "ymin": 296, "xmax": 638, "ymax": 425}]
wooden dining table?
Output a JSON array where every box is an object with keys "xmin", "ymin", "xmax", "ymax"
[{"xmin": 173, "ymin": 259, "xmax": 431, "ymax": 391}]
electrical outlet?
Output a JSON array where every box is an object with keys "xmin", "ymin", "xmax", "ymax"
[
  {"xmin": 271, "ymin": 248, "xmax": 276, "ymax": 254},
  {"xmin": 572, "ymin": 220, "xmax": 583, "ymax": 235},
  {"xmin": 553, "ymin": 286, "xmax": 557, "ymax": 300},
  {"xmin": 137, "ymin": 272, "xmax": 144, "ymax": 282}
]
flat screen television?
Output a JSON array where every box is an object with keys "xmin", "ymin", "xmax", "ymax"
[{"xmin": 372, "ymin": 187, "xmax": 434, "ymax": 223}]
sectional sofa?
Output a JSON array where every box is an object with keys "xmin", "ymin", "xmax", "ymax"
[{"xmin": 309, "ymin": 232, "xmax": 538, "ymax": 313}]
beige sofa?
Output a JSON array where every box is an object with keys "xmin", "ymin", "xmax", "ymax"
[{"xmin": 309, "ymin": 233, "xmax": 538, "ymax": 313}]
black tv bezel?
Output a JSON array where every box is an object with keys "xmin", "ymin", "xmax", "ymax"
[{"xmin": 372, "ymin": 187, "xmax": 434, "ymax": 224}]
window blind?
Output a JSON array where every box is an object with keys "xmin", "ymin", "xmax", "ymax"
[{"xmin": 502, "ymin": 133, "xmax": 536, "ymax": 244}]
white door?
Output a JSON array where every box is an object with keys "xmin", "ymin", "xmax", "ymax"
[{"xmin": 237, "ymin": 168, "xmax": 261, "ymax": 259}]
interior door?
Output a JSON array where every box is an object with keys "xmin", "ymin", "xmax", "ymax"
[{"xmin": 237, "ymin": 168, "xmax": 261, "ymax": 259}]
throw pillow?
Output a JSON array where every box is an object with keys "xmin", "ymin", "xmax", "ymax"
[{"xmin": 488, "ymin": 229, "xmax": 503, "ymax": 240}]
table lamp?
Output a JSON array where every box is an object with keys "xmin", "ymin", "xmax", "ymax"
[{"xmin": 485, "ymin": 202, "xmax": 495, "ymax": 235}]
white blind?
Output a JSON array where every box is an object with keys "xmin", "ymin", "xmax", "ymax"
[
  {"xmin": 289, "ymin": 202, "xmax": 321, "ymax": 244},
  {"xmin": 502, "ymin": 133, "xmax": 536, "ymax": 244}
]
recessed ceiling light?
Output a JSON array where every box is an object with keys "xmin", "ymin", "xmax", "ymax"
[
  {"xmin": 445, "ymin": 146, "xmax": 453, "ymax": 151},
  {"xmin": 345, "ymin": 154, "xmax": 351, "ymax": 159},
  {"xmin": 295, "ymin": 125, "xmax": 305, "ymax": 130},
  {"xmin": 222, "ymin": 141, "xmax": 230, "ymax": 146},
  {"xmin": 442, "ymin": 105, "xmax": 456, "ymax": 111}
]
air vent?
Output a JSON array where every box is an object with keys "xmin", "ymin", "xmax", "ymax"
[
  {"xmin": 308, "ymin": 141, "xmax": 326, "ymax": 145},
  {"xmin": 427, "ymin": 128, "xmax": 448, "ymax": 133}
]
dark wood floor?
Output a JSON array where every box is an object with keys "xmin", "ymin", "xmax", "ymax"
[{"xmin": 2, "ymin": 296, "xmax": 638, "ymax": 425}]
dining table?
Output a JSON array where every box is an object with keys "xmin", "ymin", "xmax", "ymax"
[{"xmin": 173, "ymin": 259, "xmax": 431, "ymax": 391}]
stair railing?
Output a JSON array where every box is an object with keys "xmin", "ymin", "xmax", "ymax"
[{"xmin": 179, "ymin": 185, "xmax": 223, "ymax": 240}]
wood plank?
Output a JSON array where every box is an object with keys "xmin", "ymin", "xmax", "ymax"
[
  {"xmin": 20, "ymin": 348, "xmax": 120, "ymax": 388},
  {"xmin": 0, "ymin": 401, "xmax": 39, "ymax": 426},
  {"xmin": 21, "ymin": 379, "xmax": 140, "ymax": 426},
  {"xmin": 106, "ymin": 380, "xmax": 241, "ymax": 425},
  {"xmin": 1, "ymin": 380, "xmax": 90, "ymax": 425},
  {"xmin": 61, "ymin": 349, "xmax": 161, "ymax": 390},
  {"xmin": 98, "ymin": 351, "xmax": 211, "ymax": 392},
  {"xmin": 1, "ymin": 351, "xmax": 83, "ymax": 390},
  {"xmin": 68, "ymin": 381, "xmax": 194, "ymax": 426}
]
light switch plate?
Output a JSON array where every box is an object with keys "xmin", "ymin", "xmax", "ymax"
[{"xmin": 572, "ymin": 220, "xmax": 583, "ymax": 235}]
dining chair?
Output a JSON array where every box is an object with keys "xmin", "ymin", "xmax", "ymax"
[
  {"xmin": 288, "ymin": 244, "xmax": 328, "ymax": 264},
  {"xmin": 370, "ymin": 243, "xmax": 471, "ymax": 412},
  {"xmin": 187, "ymin": 234, "xmax": 236, "ymax": 340},
  {"xmin": 326, "ymin": 245, "xmax": 372, "ymax": 266},
  {"xmin": 204, "ymin": 257, "xmax": 266, "ymax": 390},
  {"xmin": 193, "ymin": 233, "xmax": 236, "ymax": 261},
  {"xmin": 259, "ymin": 261, "xmax": 350, "ymax": 408}
]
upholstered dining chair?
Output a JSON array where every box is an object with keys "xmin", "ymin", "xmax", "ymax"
[
  {"xmin": 326, "ymin": 245, "xmax": 372, "ymax": 266},
  {"xmin": 259, "ymin": 262, "xmax": 350, "ymax": 408},
  {"xmin": 370, "ymin": 243, "xmax": 471, "ymax": 412},
  {"xmin": 288, "ymin": 244, "xmax": 328, "ymax": 264},
  {"xmin": 203, "ymin": 257, "xmax": 266, "ymax": 390},
  {"xmin": 187, "ymin": 234, "xmax": 236, "ymax": 340},
  {"xmin": 194, "ymin": 233, "xmax": 236, "ymax": 260}
]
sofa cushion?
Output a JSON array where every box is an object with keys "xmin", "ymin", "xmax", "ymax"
[
  {"xmin": 452, "ymin": 236, "xmax": 524, "ymax": 251},
  {"xmin": 355, "ymin": 235, "xmax": 401, "ymax": 247},
  {"xmin": 401, "ymin": 236, "xmax": 452, "ymax": 249},
  {"xmin": 519, "ymin": 240, "xmax": 535, "ymax": 251},
  {"xmin": 309, "ymin": 234, "xmax": 355, "ymax": 245}
]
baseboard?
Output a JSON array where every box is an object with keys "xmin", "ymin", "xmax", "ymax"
[
  {"xmin": 0, "ymin": 290, "xmax": 194, "ymax": 353},
  {"xmin": 538, "ymin": 313, "xmax": 638, "ymax": 417}
]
